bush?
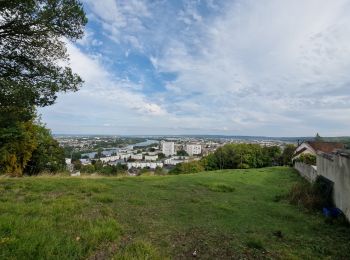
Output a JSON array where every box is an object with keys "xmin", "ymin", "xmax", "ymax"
[
  {"xmin": 288, "ymin": 176, "xmax": 333, "ymax": 210},
  {"xmin": 296, "ymin": 153, "xmax": 316, "ymax": 165},
  {"xmin": 169, "ymin": 161, "xmax": 204, "ymax": 175}
]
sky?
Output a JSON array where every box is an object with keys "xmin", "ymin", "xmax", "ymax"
[{"xmin": 40, "ymin": 0, "xmax": 350, "ymax": 136}]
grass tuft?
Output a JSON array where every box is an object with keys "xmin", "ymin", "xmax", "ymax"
[
  {"xmin": 246, "ymin": 238, "xmax": 265, "ymax": 250},
  {"xmin": 114, "ymin": 241, "xmax": 162, "ymax": 260},
  {"xmin": 201, "ymin": 182, "xmax": 235, "ymax": 192}
]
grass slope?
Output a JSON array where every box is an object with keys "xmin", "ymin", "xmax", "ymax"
[{"xmin": 0, "ymin": 167, "xmax": 349, "ymax": 259}]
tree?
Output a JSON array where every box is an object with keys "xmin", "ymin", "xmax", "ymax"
[
  {"xmin": 73, "ymin": 160, "xmax": 82, "ymax": 171},
  {"xmin": 282, "ymin": 144, "xmax": 296, "ymax": 166},
  {"xmin": 262, "ymin": 146, "xmax": 282, "ymax": 166},
  {"xmin": 0, "ymin": 0, "xmax": 87, "ymax": 109},
  {"xmin": 177, "ymin": 150, "xmax": 189, "ymax": 156},
  {"xmin": 0, "ymin": 0, "xmax": 87, "ymax": 176},
  {"xmin": 158, "ymin": 153, "xmax": 166, "ymax": 159},
  {"xmin": 201, "ymin": 143, "xmax": 282, "ymax": 171},
  {"xmin": 0, "ymin": 119, "xmax": 38, "ymax": 176},
  {"xmin": 24, "ymin": 124, "xmax": 66, "ymax": 175}
]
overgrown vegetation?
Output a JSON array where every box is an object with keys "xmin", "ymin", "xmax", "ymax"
[
  {"xmin": 294, "ymin": 153, "xmax": 317, "ymax": 165},
  {"xmin": 0, "ymin": 167, "xmax": 349, "ymax": 259},
  {"xmin": 288, "ymin": 176, "xmax": 334, "ymax": 210}
]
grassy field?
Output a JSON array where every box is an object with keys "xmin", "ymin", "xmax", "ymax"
[{"xmin": 0, "ymin": 167, "xmax": 349, "ymax": 259}]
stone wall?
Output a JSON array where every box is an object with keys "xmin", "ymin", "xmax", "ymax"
[
  {"xmin": 317, "ymin": 152, "xmax": 350, "ymax": 221},
  {"xmin": 294, "ymin": 162, "xmax": 318, "ymax": 182}
]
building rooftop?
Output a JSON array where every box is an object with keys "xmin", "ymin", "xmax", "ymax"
[{"xmin": 306, "ymin": 141, "xmax": 344, "ymax": 153}]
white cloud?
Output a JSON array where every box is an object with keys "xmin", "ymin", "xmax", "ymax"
[
  {"xmin": 42, "ymin": 0, "xmax": 350, "ymax": 136},
  {"xmin": 83, "ymin": 0, "xmax": 150, "ymax": 47},
  {"xmin": 153, "ymin": 0, "xmax": 350, "ymax": 135},
  {"xmin": 40, "ymin": 42, "xmax": 168, "ymax": 134}
]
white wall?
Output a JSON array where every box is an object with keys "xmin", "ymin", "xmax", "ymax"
[
  {"xmin": 294, "ymin": 162, "xmax": 318, "ymax": 182},
  {"xmin": 317, "ymin": 153, "xmax": 350, "ymax": 221}
]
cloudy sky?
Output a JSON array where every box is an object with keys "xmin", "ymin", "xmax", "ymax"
[{"xmin": 40, "ymin": 0, "xmax": 350, "ymax": 136}]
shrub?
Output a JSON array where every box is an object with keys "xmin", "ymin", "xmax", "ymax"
[
  {"xmin": 169, "ymin": 161, "xmax": 204, "ymax": 175},
  {"xmin": 296, "ymin": 154, "xmax": 316, "ymax": 165},
  {"xmin": 288, "ymin": 176, "xmax": 333, "ymax": 210}
]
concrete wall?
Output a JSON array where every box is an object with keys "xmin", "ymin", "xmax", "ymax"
[
  {"xmin": 294, "ymin": 162, "xmax": 318, "ymax": 182},
  {"xmin": 317, "ymin": 152, "xmax": 350, "ymax": 221}
]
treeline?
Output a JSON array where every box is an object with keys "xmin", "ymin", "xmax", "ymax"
[{"xmin": 169, "ymin": 143, "xmax": 295, "ymax": 175}]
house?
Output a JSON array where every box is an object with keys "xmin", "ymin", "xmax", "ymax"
[{"xmin": 293, "ymin": 141, "xmax": 344, "ymax": 161}]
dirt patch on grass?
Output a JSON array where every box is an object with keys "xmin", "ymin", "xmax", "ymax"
[
  {"xmin": 170, "ymin": 228, "xmax": 282, "ymax": 259},
  {"xmin": 170, "ymin": 228, "xmax": 239, "ymax": 259}
]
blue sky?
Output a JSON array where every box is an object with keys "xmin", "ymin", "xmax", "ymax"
[{"xmin": 40, "ymin": 0, "xmax": 350, "ymax": 136}]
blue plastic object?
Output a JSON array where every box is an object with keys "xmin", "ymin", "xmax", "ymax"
[{"xmin": 323, "ymin": 207, "xmax": 342, "ymax": 217}]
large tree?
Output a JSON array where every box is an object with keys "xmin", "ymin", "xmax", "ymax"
[
  {"xmin": 0, "ymin": 0, "xmax": 87, "ymax": 176},
  {"xmin": 0, "ymin": 0, "xmax": 87, "ymax": 109}
]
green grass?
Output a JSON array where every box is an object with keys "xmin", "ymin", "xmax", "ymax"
[{"xmin": 0, "ymin": 167, "xmax": 349, "ymax": 259}]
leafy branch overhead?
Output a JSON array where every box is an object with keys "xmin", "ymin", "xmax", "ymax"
[{"xmin": 0, "ymin": 0, "xmax": 87, "ymax": 108}]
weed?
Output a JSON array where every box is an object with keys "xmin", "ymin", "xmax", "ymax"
[{"xmin": 246, "ymin": 238, "xmax": 265, "ymax": 250}]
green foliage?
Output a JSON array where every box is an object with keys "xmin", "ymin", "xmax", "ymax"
[
  {"xmin": 0, "ymin": 0, "xmax": 87, "ymax": 176},
  {"xmin": 80, "ymin": 163, "xmax": 127, "ymax": 176},
  {"xmin": 0, "ymin": 111, "xmax": 65, "ymax": 176},
  {"xmin": 281, "ymin": 144, "xmax": 296, "ymax": 166},
  {"xmin": 0, "ymin": 116, "xmax": 38, "ymax": 176},
  {"xmin": 262, "ymin": 146, "xmax": 282, "ymax": 166},
  {"xmin": 158, "ymin": 153, "xmax": 166, "ymax": 159},
  {"xmin": 0, "ymin": 0, "xmax": 87, "ymax": 109},
  {"xmin": 25, "ymin": 124, "xmax": 65, "ymax": 175},
  {"xmin": 154, "ymin": 166, "xmax": 165, "ymax": 175},
  {"xmin": 73, "ymin": 160, "xmax": 82, "ymax": 171},
  {"xmin": 169, "ymin": 161, "xmax": 204, "ymax": 175},
  {"xmin": 201, "ymin": 143, "xmax": 283, "ymax": 171},
  {"xmin": 176, "ymin": 150, "xmax": 189, "ymax": 156},
  {"xmin": 288, "ymin": 176, "xmax": 334, "ymax": 210},
  {"xmin": 296, "ymin": 153, "xmax": 316, "ymax": 165}
]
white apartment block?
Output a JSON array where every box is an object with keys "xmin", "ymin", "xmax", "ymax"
[
  {"xmin": 144, "ymin": 155, "xmax": 158, "ymax": 161},
  {"xmin": 100, "ymin": 155, "xmax": 119, "ymax": 163},
  {"xmin": 164, "ymin": 156, "xmax": 189, "ymax": 165},
  {"xmin": 131, "ymin": 154, "xmax": 143, "ymax": 160},
  {"xmin": 161, "ymin": 141, "xmax": 175, "ymax": 156},
  {"xmin": 186, "ymin": 144, "xmax": 202, "ymax": 156},
  {"xmin": 119, "ymin": 153, "xmax": 132, "ymax": 160},
  {"xmin": 127, "ymin": 162, "xmax": 163, "ymax": 170}
]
